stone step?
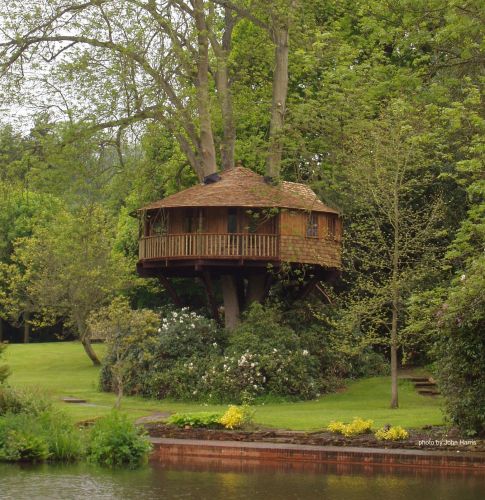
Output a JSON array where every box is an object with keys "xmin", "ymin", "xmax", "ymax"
[
  {"xmin": 414, "ymin": 381, "xmax": 437, "ymax": 388},
  {"xmin": 408, "ymin": 377, "xmax": 431, "ymax": 382},
  {"xmin": 417, "ymin": 389, "xmax": 440, "ymax": 396},
  {"xmin": 62, "ymin": 397, "xmax": 87, "ymax": 404}
]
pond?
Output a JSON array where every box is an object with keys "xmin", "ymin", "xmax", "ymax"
[{"xmin": 1, "ymin": 459, "xmax": 484, "ymax": 500}]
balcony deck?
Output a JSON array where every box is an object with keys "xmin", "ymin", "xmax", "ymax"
[{"xmin": 139, "ymin": 233, "xmax": 279, "ymax": 261}]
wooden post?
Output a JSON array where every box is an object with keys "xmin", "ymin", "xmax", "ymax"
[
  {"xmin": 296, "ymin": 276, "xmax": 320, "ymax": 301},
  {"xmin": 200, "ymin": 272, "xmax": 222, "ymax": 325},
  {"xmin": 246, "ymin": 274, "xmax": 267, "ymax": 306},
  {"xmin": 158, "ymin": 276, "xmax": 183, "ymax": 308},
  {"xmin": 221, "ymin": 275, "xmax": 240, "ymax": 330}
]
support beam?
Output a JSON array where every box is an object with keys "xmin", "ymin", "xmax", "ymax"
[
  {"xmin": 200, "ymin": 272, "xmax": 222, "ymax": 325},
  {"xmin": 221, "ymin": 274, "xmax": 240, "ymax": 330},
  {"xmin": 246, "ymin": 274, "xmax": 267, "ymax": 306},
  {"xmin": 296, "ymin": 276, "xmax": 320, "ymax": 301},
  {"xmin": 158, "ymin": 275, "xmax": 183, "ymax": 308}
]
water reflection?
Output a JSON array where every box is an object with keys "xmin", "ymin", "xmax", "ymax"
[{"xmin": 0, "ymin": 459, "xmax": 483, "ymax": 500}]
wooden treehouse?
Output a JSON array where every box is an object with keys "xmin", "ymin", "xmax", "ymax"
[{"xmin": 136, "ymin": 167, "xmax": 342, "ymax": 327}]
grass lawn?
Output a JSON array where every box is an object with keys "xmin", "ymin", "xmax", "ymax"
[{"xmin": 3, "ymin": 341, "xmax": 445, "ymax": 430}]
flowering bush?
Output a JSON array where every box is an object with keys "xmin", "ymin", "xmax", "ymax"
[
  {"xmin": 375, "ymin": 426, "xmax": 409, "ymax": 441},
  {"xmin": 327, "ymin": 417, "xmax": 373, "ymax": 436},
  {"xmin": 219, "ymin": 405, "xmax": 254, "ymax": 429},
  {"xmin": 100, "ymin": 307, "xmax": 223, "ymax": 397},
  {"xmin": 100, "ymin": 303, "xmax": 354, "ymax": 403}
]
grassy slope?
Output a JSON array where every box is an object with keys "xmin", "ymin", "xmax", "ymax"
[{"xmin": 3, "ymin": 342, "xmax": 444, "ymax": 430}]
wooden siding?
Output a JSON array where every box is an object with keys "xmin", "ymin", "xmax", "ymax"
[
  {"xmin": 279, "ymin": 209, "xmax": 342, "ymax": 268},
  {"xmin": 141, "ymin": 207, "xmax": 341, "ymax": 269}
]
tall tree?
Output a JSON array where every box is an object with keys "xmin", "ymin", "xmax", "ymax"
[
  {"xmin": 342, "ymin": 102, "xmax": 445, "ymax": 408},
  {"xmin": 10, "ymin": 205, "xmax": 130, "ymax": 364}
]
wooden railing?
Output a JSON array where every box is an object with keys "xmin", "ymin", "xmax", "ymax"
[{"xmin": 139, "ymin": 233, "xmax": 279, "ymax": 260}]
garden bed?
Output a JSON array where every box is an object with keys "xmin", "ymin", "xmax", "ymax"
[{"xmin": 143, "ymin": 423, "xmax": 485, "ymax": 453}]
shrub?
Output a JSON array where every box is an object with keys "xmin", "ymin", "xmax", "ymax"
[
  {"xmin": 0, "ymin": 429, "xmax": 50, "ymax": 462},
  {"xmin": 37, "ymin": 410, "xmax": 83, "ymax": 461},
  {"xmin": 327, "ymin": 417, "xmax": 373, "ymax": 437},
  {"xmin": 327, "ymin": 421, "xmax": 347, "ymax": 434},
  {"xmin": 100, "ymin": 302, "xmax": 382, "ymax": 404},
  {"xmin": 375, "ymin": 426, "xmax": 409, "ymax": 441},
  {"xmin": 219, "ymin": 405, "xmax": 254, "ymax": 430},
  {"xmin": 168, "ymin": 412, "xmax": 223, "ymax": 429},
  {"xmin": 0, "ymin": 387, "xmax": 52, "ymax": 416},
  {"xmin": 86, "ymin": 412, "xmax": 152, "ymax": 467},
  {"xmin": 100, "ymin": 307, "xmax": 223, "ymax": 398},
  {"xmin": 435, "ymin": 257, "xmax": 485, "ymax": 436},
  {"xmin": 0, "ymin": 409, "xmax": 81, "ymax": 462}
]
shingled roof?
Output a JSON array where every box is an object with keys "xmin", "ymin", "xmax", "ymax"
[{"xmin": 139, "ymin": 167, "xmax": 339, "ymax": 214}]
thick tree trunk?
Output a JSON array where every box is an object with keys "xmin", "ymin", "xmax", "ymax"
[
  {"xmin": 81, "ymin": 336, "xmax": 101, "ymax": 366},
  {"xmin": 246, "ymin": 275, "xmax": 267, "ymax": 306},
  {"xmin": 221, "ymin": 275, "xmax": 240, "ymax": 330},
  {"xmin": 194, "ymin": 0, "xmax": 218, "ymax": 178},
  {"xmin": 23, "ymin": 311, "xmax": 30, "ymax": 343},
  {"xmin": 266, "ymin": 23, "xmax": 289, "ymax": 181},
  {"xmin": 212, "ymin": 9, "xmax": 236, "ymax": 170}
]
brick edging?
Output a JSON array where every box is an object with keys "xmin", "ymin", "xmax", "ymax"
[{"xmin": 149, "ymin": 437, "xmax": 485, "ymax": 471}]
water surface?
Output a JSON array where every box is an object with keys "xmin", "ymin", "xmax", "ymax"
[{"xmin": 0, "ymin": 460, "xmax": 483, "ymax": 500}]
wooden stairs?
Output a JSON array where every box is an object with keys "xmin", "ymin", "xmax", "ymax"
[
  {"xmin": 400, "ymin": 375, "xmax": 441, "ymax": 397},
  {"xmin": 405, "ymin": 376, "xmax": 441, "ymax": 397}
]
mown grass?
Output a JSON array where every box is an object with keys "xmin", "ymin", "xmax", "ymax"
[{"xmin": 3, "ymin": 342, "xmax": 444, "ymax": 430}]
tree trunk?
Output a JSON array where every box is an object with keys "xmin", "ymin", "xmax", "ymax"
[
  {"xmin": 221, "ymin": 275, "xmax": 240, "ymax": 330},
  {"xmin": 266, "ymin": 22, "xmax": 290, "ymax": 181},
  {"xmin": 194, "ymin": 0, "xmax": 218, "ymax": 178},
  {"xmin": 23, "ymin": 311, "xmax": 30, "ymax": 343},
  {"xmin": 115, "ymin": 371, "xmax": 123, "ymax": 409},
  {"xmin": 0, "ymin": 317, "xmax": 3, "ymax": 342},
  {"xmin": 390, "ymin": 183, "xmax": 400, "ymax": 409},
  {"xmin": 246, "ymin": 275, "xmax": 267, "ymax": 306},
  {"xmin": 390, "ymin": 290, "xmax": 399, "ymax": 409},
  {"xmin": 81, "ymin": 336, "xmax": 101, "ymax": 366},
  {"xmin": 213, "ymin": 9, "xmax": 236, "ymax": 170}
]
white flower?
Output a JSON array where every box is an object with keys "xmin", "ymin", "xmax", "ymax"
[
  {"xmin": 302, "ymin": 349, "xmax": 309, "ymax": 356},
  {"xmin": 157, "ymin": 328, "xmax": 161, "ymax": 333},
  {"xmin": 173, "ymin": 312, "xmax": 178, "ymax": 318},
  {"xmin": 191, "ymin": 323, "xmax": 195, "ymax": 328},
  {"xmin": 460, "ymin": 274, "xmax": 466, "ymax": 281},
  {"xmin": 272, "ymin": 348, "xmax": 278, "ymax": 353},
  {"xmin": 253, "ymin": 384, "xmax": 258, "ymax": 389}
]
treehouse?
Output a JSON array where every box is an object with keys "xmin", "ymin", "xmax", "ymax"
[{"xmin": 136, "ymin": 166, "xmax": 342, "ymax": 327}]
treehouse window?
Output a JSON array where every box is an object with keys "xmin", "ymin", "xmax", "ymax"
[
  {"xmin": 306, "ymin": 213, "xmax": 318, "ymax": 238},
  {"xmin": 327, "ymin": 216, "xmax": 337, "ymax": 239},
  {"xmin": 149, "ymin": 211, "xmax": 168, "ymax": 235},
  {"xmin": 184, "ymin": 209, "xmax": 205, "ymax": 233},
  {"xmin": 227, "ymin": 208, "xmax": 238, "ymax": 233}
]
